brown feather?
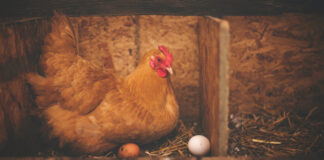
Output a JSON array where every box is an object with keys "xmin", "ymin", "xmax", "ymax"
[{"xmin": 26, "ymin": 12, "xmax": 179, "ymax": 154}]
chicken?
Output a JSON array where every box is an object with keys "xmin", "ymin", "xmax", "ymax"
[{"xmin": 26, "ymin": 12, "xmax": 179, "ymax": 154}]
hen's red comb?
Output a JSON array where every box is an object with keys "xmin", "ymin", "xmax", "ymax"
[{"xmin": 158, "ymin": 45, "xmax": 173, "ymax": 65}]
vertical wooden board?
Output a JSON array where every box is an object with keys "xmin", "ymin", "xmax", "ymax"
[
  {"xmin": 198, "ymin": 16, "xmax": 230, "ymax": 156},
  {"xmin": 139, "ymin": 15, "xmax": 200, "ymax": 124},
  {"xmin": 198, "ymin": 16, "xmax": 220, "ymax": 155},
  {"xmin": 217, "ymin": 18, "xmax": 230, "ymax": 156},
  {"xmin": 224, "ymin": 14, "xmax": 324, "ymax": 116},
  {"xmin": 70, "ymin": 16, "xmax": 138, "ymax": 77}
]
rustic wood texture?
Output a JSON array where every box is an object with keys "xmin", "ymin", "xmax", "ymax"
[
  {"xmin": 0, "ymin": 0, "xmax": 324, "ymax": 23},
  {"xmin": 138, "ymin": 15, "xmax": 200, "ymax": 123},
  {"xmin": 0, "ymin": 20, "xmax": 51, "ymax": 81},
  {"xmin": 0, "ymin": 78, "xmax": 42, "ymax": 155},
  {"xmin": 70, "ymin": 16, "xmax": 138, "ymax": 77},
  {"xmin": 198, "ymin": 17, "xmax": 220, "ymax": 156},
  {"xmin": 0, "ymin": 20, "xmax": 51, "ymax": 155},
  {"xmin": 225, "ymin": 14, "xmax": 324, "ymax": 116},
  {"xmin": 0, "ymin": 104, "xmax": 6, "ymax": 151},
  {"xmin": 198, "ymin": 16, "xmax": 230, "ymax": 156},
  {"xmin": 216, "ymin": 18, "xmax": 230, "ymax": 156}
]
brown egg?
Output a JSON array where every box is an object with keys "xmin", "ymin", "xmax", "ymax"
[{"xmin": 118, "ymin": 143, "xmax": 140, "ymax": 158}]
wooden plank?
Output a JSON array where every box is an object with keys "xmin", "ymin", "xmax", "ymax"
[
  {"xmin": 1, "ymin": 0, "xmax": 324, "ymax": 22},
  {"xmin": 198, "ymin": 16, "xmax": 220, "ymax": 156},
  {"xmin": 214, "ymin": 17, "xmax": 230, "ymax": 156},
  {"xmin": 198, "ymin": 16, "xmax": 229, "ymax": 156}
]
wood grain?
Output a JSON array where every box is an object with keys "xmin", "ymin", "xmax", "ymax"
[
  {"xmin": 1, "ymin": 0, "xmax": 324, "ymax": 23},
  {"xmin": 0, "ymin": 20, "xmax": 50, "ymax": 155},
  {"xmin": 199, "ymin": 16, "xmax": 220, "ymax": 156},
  {"xmin": 225, "ymin": 14, "xmax": 324, "ymax": 116},
  {"xmin": 198, "ymin": 16, "xmax": 230, "ymax": 156},
  {"xmin": 70, "ymin": 16, "xmax": 137, "ymax": 77}
]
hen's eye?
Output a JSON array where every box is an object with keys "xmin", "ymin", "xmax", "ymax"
[{"xmin": 157, "ymin": 58, "xmax": 161, "ymax": 62}]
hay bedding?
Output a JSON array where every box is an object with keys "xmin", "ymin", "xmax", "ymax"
[
  {"xmin": 87, "ymin": 121, "xmax": 199, "ymax": 158},
  {"xmin": 143, "ymin": 121, "xmax": 198, "ymax": 157},
  {"xmin": 228, "ymin": 107, "xmax": 324, "ymax": 157},
  {"xmin": 35, "ymin": 107, "xmax": 324, "ymax": 158},
  {"xmin": 35, "ymin": 120, "xmax": 199, "ymax": 158},
  {"xmin": 102, "ymin": 120, "xmax": 199, "ymax": 158}
]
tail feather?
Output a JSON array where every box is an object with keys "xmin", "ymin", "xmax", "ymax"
[
  {"xmin": 26, "ymin": 73, "xmax": 58, "ymax": 108},
  {"xmin": 27, "ymin": 12, "xmax": 116, "ymax": 114},
  {"xmin": 41, "ymin": 12, "xmax": 79, "ymax": 76},
  {"xmin": 43, "ymin": 12, "xmax": 77, "ymax": 55}
]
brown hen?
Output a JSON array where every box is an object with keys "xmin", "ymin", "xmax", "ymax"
[{"xmin": 26, "ymin": 12, "xmax": 179, "ymax": 154}]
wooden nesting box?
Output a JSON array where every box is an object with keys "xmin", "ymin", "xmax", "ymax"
[{"xmin": 1, "ymin": 0, "xmax": 324, "ymax": 159}]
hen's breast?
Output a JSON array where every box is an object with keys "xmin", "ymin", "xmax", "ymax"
[{"xmin": 92, "ymin": 86, "xmax": 179, "ymax": 144}]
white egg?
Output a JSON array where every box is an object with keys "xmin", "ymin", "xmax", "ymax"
[{"xmin": 188, "ymin": 135, "xmax": 210, "ymax": 156}]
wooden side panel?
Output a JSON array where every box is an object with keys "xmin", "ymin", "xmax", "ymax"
[
  {"xmin": 70, "ymin": 16, "xmax": 138, "ymax": 77},
  {"xmin": 0, "ymin": 101, "xmax": 7, "ymax": 151},
  {"xmin": 225, "ymin": 14, "xmax": 324, "ymax": 116},
  {"xmin": 0, "ymin": 20, "xmax": 51, "ymax": 155},
  {"xmin": 198, "ymin": 17, "xmax": 229, "ymax": 156}
]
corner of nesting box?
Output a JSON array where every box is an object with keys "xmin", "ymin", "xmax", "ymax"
[{"xmin": 198, "ymin": 16, "xmax": 230, "ymax": 156}]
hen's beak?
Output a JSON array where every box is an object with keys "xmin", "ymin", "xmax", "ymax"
[{"xmin": 166, "ymin": 67, "xmax": 173, "ymax": 75}]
